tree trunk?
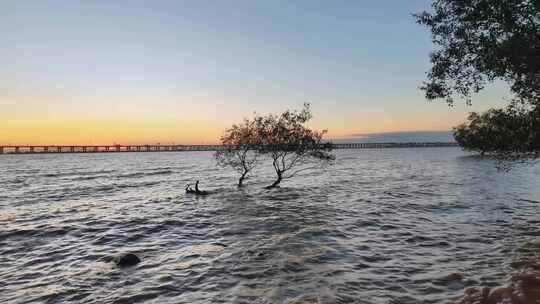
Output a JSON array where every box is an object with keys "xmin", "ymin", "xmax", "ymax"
[
  {"xmin": 265, "ymin": 173, "xmax": 282, "ymax": 189},
  {"xmin": 238, "ymin": 172, "xmax": 247, "ymax": 187}
]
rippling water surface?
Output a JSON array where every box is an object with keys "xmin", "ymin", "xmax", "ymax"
[{"xmin": 1, "ymin": 148, "xmax": 539, "ymax": 304}]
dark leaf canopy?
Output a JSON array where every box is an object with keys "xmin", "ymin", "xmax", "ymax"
[
  {"xmin": 416, "ymin": 0, "xmax": 540, "ymax": 105},
  {"xmin": 453, "ymin": 100, "xmax": 540, "ymax": 156}
]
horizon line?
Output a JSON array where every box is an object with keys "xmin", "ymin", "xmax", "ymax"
[{"xmin": 0, "ymin": 130, "xmax": 455, "ymax": 146}]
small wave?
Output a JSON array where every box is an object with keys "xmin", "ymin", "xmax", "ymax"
[
  {"xmin": 41, "ymin": 169, "xmax": 116, "ymax": 178},
  {"xmin": 383, "ymin": 191, "xmax": 413, "ymax": 198},
  {"xmin": 70, "ymin": 175, "xmax": 109, "ymax": 181},
  {"xmin": 518, "ymin": 198, "xmax": 540, "ymax": 204},
  {"xmin": 116, "ymin": 170, "xmax": 173, "ymax": 179},
  {"xmin": 0, "ymin": 226, "xmax": 71, "ymax": 241},
  {"xmin": 109, "ymin": 293, "xmax": 160, "ymax": 303},
  {"xmin": 116, "ymin": 181, "xmax": 160, "ymax": 189},
  {"xmin": 411, "ymin": 190, "xmax": 442, "ymax": 197},
  {"xmin": 6, "ymin": 177, "xmax": 27, "ymax": 184},
  {"xmin": 42, "ymin": 172, "xmax": 74, "ymax": 178}
]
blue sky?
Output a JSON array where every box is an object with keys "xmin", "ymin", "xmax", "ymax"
[{"xmin": 0, "ymin": 1, "xmax": 510, "ymax": 144}]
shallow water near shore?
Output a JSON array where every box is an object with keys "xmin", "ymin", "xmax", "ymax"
[{"xmin": 1, "ymin": 148, "xmax": 539, "ymax": 304}]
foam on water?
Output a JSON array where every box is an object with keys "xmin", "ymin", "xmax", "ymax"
[{"xmin": 0, "ymin": 148, "xmax": 539, "ymax": 303}]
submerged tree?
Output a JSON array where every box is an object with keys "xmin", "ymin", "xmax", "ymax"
[
  {"xmin": 254, "ymin": 103, "xmax": 334, "ymax": 188},
  {"xmin": 416, "ymin": 0, "xmax": 540, "ymax": 159},
  {"xmin": 215, "ymin": 118, "xmax": 260, "ymax": 187}
]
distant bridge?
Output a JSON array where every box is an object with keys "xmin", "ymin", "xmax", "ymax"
[{"xmin": 0, "ymin": 142, "xmax": 458, "ymax": 154}]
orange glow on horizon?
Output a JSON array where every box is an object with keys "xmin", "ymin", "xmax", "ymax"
[
  {"xmin": 1, "ymin": 115, "xmax": 455, "ymax": 146},
  {"xmin": 0, "ymin": 117, "xmax": 223, "ymax": 146},
  {"xmin": 1, "ymin": 92, "xmax": 472, "ymax": 146}
]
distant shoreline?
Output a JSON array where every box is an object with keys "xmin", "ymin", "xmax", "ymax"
[{"xmin": 0, "ymin": 142, "xmax": 459, "ymax": 155}]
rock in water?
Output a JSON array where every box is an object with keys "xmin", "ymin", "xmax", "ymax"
[
  {"xmin": 115, "ymin": 253, "xmax": 141, "ymax": 267},
  {"xmin": 453, "ymin": 272, "xmax": 540, "ymax": 304}
]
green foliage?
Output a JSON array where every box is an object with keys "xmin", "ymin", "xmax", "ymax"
[
  {"xmin": 415, "ymin": 0, "xmax": 540, "ymax": 106},
  {"xmin": 453, "ymin": 101, "xmax": 540, "ymax": 159},
  {"xmin": 417, "ymin": 0, "xmax": 540, "ymax": 161},
  {"xmin": 217, "ymin": 103, "xmax": 334, "ymax": 188},
  {"xmin": 253, "ymin": 103, "xmax": 334, "ymax": 188},
  {"xmin": 215, "ymin": 118, "xmax": 260, "ymax": 187}
]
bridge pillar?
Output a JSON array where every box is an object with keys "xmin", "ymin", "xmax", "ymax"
[
  {"xmin": 15, "ymin": 147, "xmax": 20, "ymax": 153},
  {"xmin": 0, "ymin": 147, "xmax": 3, "ymax": 154},
  {"xmin": 70, "ymin": 146, "xmax": 75, "ymax": 153},
  {"xmin": 29, "ymin": 147, "xmax": 34, "ymax": 153}
]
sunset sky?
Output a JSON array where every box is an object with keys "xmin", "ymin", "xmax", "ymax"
[{"xmin": 1, "ymin": 0, "xmax": 510, "ymax": 145}]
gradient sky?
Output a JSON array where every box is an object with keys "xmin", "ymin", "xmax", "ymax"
[{"xmin": 1, "ymin": 0, "xmax": 511, "ymax": 145}]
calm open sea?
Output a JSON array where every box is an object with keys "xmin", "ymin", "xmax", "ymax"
[{"xmin": 1, "ymin": 148, "xmax": 539, "ymax": 303}]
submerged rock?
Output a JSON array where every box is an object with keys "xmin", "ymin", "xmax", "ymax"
[
  {"xmin": 115, "ymin": 253, "xmax": 141, "ymax": 267},
  {"xmin": 453, "ymin": 272, "xmax": 540, "ymax": 304},
  {"xmin": 510, "ymin": 272, "xmax": 540, "ymax": 303}
]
